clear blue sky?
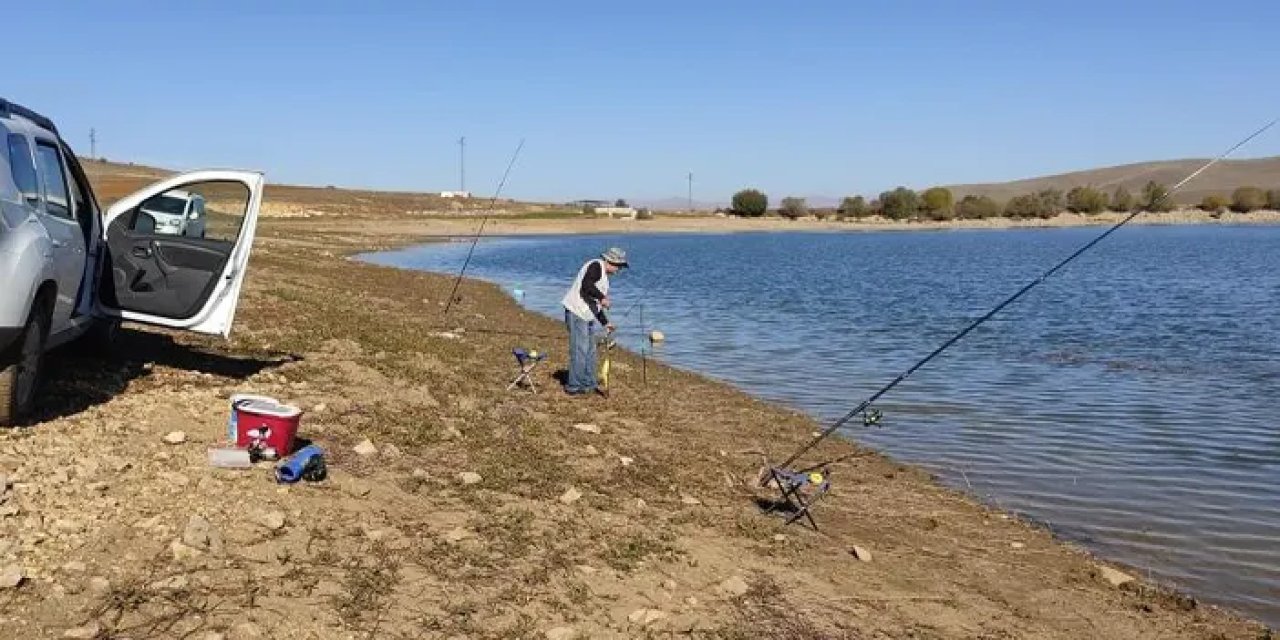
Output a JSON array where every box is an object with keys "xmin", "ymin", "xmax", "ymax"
[{"xmin": 10, "ymin": 1, "xmax": 1280, "ymax": 203}]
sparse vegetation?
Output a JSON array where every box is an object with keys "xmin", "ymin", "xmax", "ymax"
[
  {"xmin": 1231, "ymin": 186, "xmax": 1267, "ymax": 213},
  {"xmin": 1066, "ymin": 186, "xmax": 1108, "ymax": 214},
  {"xmin": 878, "ymin": 187, "xmax": 920, "ymax": 220},
  {"xmin": 838, "ymin": 195, "xmax": 869, "ymax": 219},
  {"xmin": 1199, "ymin": 195, "xmax": 1229, "ymax": 213},
  {"xmin": 920, "ymin": 187, "xmax": 955, "ymax": 220},
  {"xmin": 731, "ymin": 188, "xmax": 769, "ymax": 217},
  {"xmin": 1142, "ymin": 181, "xmax": 1174, "ymax": 212},
  {"xmin": 1004, "ymin": 189, "xmax": 1064, "ymax": 219},
  {"xmin": 1110, "ymin": 186, "xmax": 1136, "ymax": 212},
  {"xmin": 955, "ymin": 194, "xmax": 1000, "ymax": 219},
  {"xmin": 779, "ymin": 196, "xmax": 808, "ymax": 219}
]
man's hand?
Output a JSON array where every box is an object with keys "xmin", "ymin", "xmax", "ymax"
[
  {"xmin": 606, "ymin": 323, "xmax": 616, "ymax": 333},
  {"xmin": 601, "ymin": 296, "xmax": 612, "ymax": 309}
]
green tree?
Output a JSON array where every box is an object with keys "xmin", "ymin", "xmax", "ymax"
[
  {"xmin": 1141, "ymin": 181, "xmax": 1174, "ymax": 212},
  {"xmin": 1004, "ymin": 189, "xmax": 1064, "ymax": 219},
  {"xmin": 1110, "ymin": 186, "xmax": 1136, "ymax": 212},
  {"xmin": 920, "ymin": 187, "xmax": 955, "ymax": 220},
  {"xmin": 730, "ymin": 189, "xmax": 768, "ymax": 217},
  {"xmin": 614, "ymin": 198, "xmax": 628, "ymax": 208},
  {"xmin": 779, "ymin": 196, "xmax": 808, "ymax": 219},
  {"xmin": 1004, "ymin": 193, "xmax": 1039, "ymax": 219},
  {"xmin": 878, "ymin": 187, "xmax": 920, "ymax": 220},
  {"xmin": 955, "ymin": 195, "xmax": 1000, "ymax": 219},
  {"xmin": 1066, "ymin": 186, "xmax": 1108, "ymax": 214},
  {"xmin": 1199, "ymin": 195, "xmax": 1229, "ymax": 213},
  {"xmin": 838, "ymin": 195, "xmax": 869, "ymax": 219},
  {"xmin": 1231, "ymin": 186, "xmax": 1266, "ymax": 213},
  {"xmin": 1268, "ymin": 189, "xmax": 1280, "ymax": 210}
]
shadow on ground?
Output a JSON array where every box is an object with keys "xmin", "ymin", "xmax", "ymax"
[{"xmin": 28, "ymin": 327, "xmax": 297, "ymax": 426}]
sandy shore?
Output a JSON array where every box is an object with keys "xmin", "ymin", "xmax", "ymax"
[
  {"xmin": 0, "ymin": 182, "xmax": 1271, "ymax": 637},
  {"xmin": 269, "ymin": 207, "xmax": 1280, "ymax": 240}
]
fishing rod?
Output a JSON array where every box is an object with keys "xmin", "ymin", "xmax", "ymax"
[
  {"xmin": 773, "ymin": 118, "xmax": 1278, "ymax": 473},
  {"xmin": 443, "ymin": 138, "xmax": 527, "ymax": 315}
]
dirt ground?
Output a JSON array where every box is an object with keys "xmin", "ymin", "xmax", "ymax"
[{"xmin": 0, "ymin": 174, "xmax": 1273, "ymax": 639}]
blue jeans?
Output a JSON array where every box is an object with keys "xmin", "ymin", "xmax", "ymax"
[{"xmin": 564, "ymin": 310, "xmax": 597, "ymax": 393}]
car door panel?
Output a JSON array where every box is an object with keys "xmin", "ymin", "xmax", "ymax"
[
  {"xmin": 103, "ymin": 229, "xmax": 234, "ymax": 319},
  {"xmin": 96, "ymin": 170, "xmax": 264, "ymax": 337}
]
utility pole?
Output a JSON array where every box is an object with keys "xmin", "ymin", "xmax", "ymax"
[
  {"xmin": 458, "ymin": 136, "xmax": 466, "ymax": 193},
  {"xmin": 90, "ymin": 128, "xmax": 97, "ymax": 159},
  {"xmin": 687, "ymin": 171, "xmax": 693, "ymax": 212}
]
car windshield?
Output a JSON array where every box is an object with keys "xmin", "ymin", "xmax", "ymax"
[{"xmin": 142, "ymin": 194, "xmax": 188, "ymax": 215}]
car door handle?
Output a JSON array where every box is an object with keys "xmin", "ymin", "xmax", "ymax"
[
  {"xmin": 51, "ymin": 240, "xmax": 67, "ymax": 249},
  {"xmin": 131, "ymin": 247, "xmax": 153, "ymax": 259}
]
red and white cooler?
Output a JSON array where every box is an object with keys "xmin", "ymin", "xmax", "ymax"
[{"xmin": 232, "ymin": 398, "xmax": 303, "ymax": 457}]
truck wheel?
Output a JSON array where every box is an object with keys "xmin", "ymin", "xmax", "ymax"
[{"xmin": 0, "ymin": 304, "xmax": 50, "ymax": 427}]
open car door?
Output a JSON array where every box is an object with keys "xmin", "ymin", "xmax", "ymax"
[{"xmin": 96, "ymin": 170, "xmax": 264, "ymax": 337}]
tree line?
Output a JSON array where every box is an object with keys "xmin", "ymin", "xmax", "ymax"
[{"xmin": 728, "ymin": 184, "xmax": 1280, "ymax": 220}]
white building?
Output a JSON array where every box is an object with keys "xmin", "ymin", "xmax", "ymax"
[
  {"xmin": 439, "ymin": 191, "xmax": 472, "ymax": 198},
  {"xmin": 594, "ymin": 206, "xmax": 637, "ymax": 219}
]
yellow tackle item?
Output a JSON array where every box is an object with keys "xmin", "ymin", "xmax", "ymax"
[{"xmin": 807, "ymin": 472, "xmax": 824, "ymax": 485}]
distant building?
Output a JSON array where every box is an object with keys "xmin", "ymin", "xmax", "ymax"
[
  {"xmin": 568, "ymin": 199, "xmax": 612, "ymax": 208},
  {"xmin": 594, "ymin": 206, "xmax": 637, "ymax": 219},
  {"xmin": 440, "ymin": 191, "xmax": 472, "ymax": 198}
]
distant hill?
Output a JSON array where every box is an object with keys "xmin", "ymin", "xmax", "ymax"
[{"xmin": 945, "ymin": 156, "xmax": 1280, "ymax": 205}]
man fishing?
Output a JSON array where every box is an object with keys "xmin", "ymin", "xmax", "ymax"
[{"xmin": 561, "ymin": 247, "xmax": 628, "ymax": 395}]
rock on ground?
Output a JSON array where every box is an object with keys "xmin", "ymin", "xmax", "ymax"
[
  {"xmin": 628, "ymin": 608, "xmax": 668, "ymax": 626},
  {"xmin": 458, "ymin": 472, "xmax": 482, "ymax": 485},
  {"xmin": 353, "ymin": 439, "xmax": 378, "ymax": 456},
  {"xmin": 1098, "ymin": 564, "xmax": 1135, "ymax": 587},
  {"xmin": 717, "ymin": 575, "xmax": 749, "ymax": 597},
  {"xmin": 163, "ymin": 431, "xmax": 187, "ymax": 444},
  {"xmin": 0, "ymin": 564, "xmax": 24, "ymax": 589}
]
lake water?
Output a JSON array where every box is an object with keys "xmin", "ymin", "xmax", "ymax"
[{"xmin": 360, "ymin": 226, "xmax": 1280, "ymax": 626}]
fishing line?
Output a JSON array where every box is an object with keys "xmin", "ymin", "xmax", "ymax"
[
  {"xmin": 774, "ymin": 118, "xmax": 1277, "ymax": 473},
  {"xmin": 443, "ymin": 138, "xmax": 527, "ymax": 316}
]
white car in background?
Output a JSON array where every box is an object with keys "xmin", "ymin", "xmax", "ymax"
[{"xmin": 139, "ymin": 189, "xmax": 207, "ymax": 238}]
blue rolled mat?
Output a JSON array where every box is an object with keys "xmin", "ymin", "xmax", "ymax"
[{"xmin": 276, "ymin": 444, "xmax": 325, "ymax": 483}]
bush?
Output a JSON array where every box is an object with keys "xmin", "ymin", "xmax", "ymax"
[
  {"xmin": 1141, "ymin": 181, "xmax": 1174, "ymax": 212},
  {"xmin": 636, "ymin": 208, "xmax": 654, "ymax": 220},
  {"xmin": 731, "ymin": 189, "xmax": 768, "ymax": 217},
  {"xmin": 1004, "ymin": 194, "xmax": 1040, "ymax": 219},
  {"xmin": 614, "ymin": 198, "xmax": 628, "ymax": 208},
  {"xmin": 955, "ymin": 195, "xmax": 1000, "ymax": 219},
  {"xmin": 779, "ymin": 196, "xmax": 808, "ymax": 219},
  {"xmin": 1004, "ymin": 189, "xmax": 1064, "ymax": 219},
  {"xmin": 920, "ymin": 187, "xmax": 955, "ymax": 220},
  {"xmin": 879, "ymin": 187, "xmax": 920, "ymax": 220},
  {"xmin": 1268, "ymin": 189, "xmax": 1280, "ymax": 210},
  {"xmin": 838, "ymin": 196, "xmax": 869, "ymax": 219},
  {"xmin": 1066, "ymin": 186, "xmax": 1108, "ymax": 214},
  {"xmin": 812, "ymin": 208, "xmax": 835, "ymax": 220},
  {"xmin": 1231, "ymin": 186, "xmax": 1266, "ymax": 213},
  {"xmin": 1110, "ymin": 186, "xmax": 1136, "ymax": 212},
  {"xmin": 1199, "ymin": 195, "xmax": 1229, "ymax": 213}
]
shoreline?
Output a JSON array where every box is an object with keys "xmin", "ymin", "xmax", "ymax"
[
  {"xmin": 272, "ymin": 207, "xmax": 1280, "ymax": 240},
  {"xmin": 0, "ymin": 203, "xmax": 1271, "ymax": 637}
]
